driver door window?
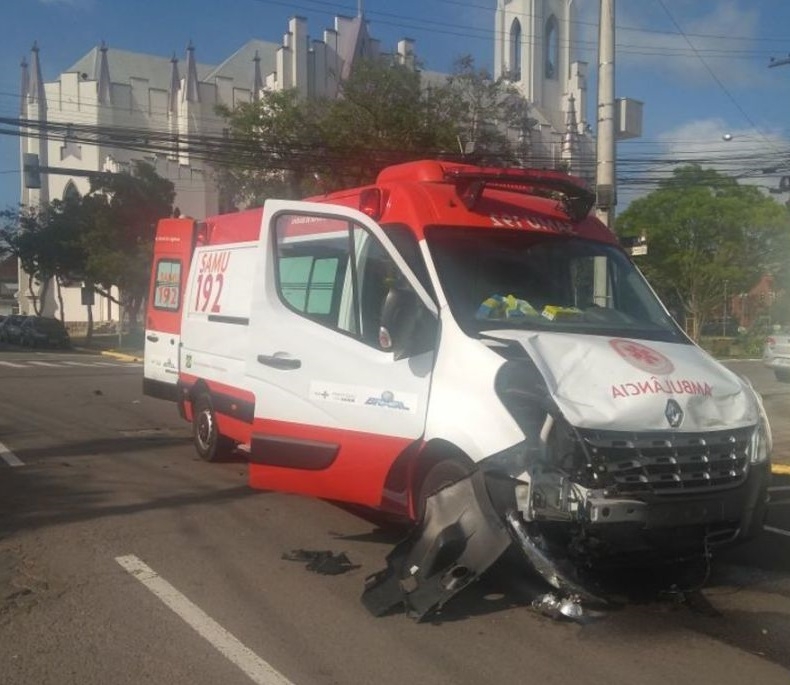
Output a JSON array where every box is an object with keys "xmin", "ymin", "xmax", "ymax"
[{"xmin": 274, "ymin": 214, "xmax": 412, "ymax": 350}]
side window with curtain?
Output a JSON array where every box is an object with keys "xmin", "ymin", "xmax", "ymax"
[{"xmin": 153, "ymin": 259, "xmax": 182, "ymax": 311}]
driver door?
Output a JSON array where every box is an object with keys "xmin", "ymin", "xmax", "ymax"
[{"xmin": 245, "ymin": 201, "xmax": 438, "ymax": 508}]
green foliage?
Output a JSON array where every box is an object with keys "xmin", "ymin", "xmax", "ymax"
[
  {"xmin": 0, "ymin": 198, "xmax": 87, "ymax": 315},
  {"xmin": 214, "ymin": 56, "xmax": 531, "ymax": 206},
  {"xmin": 440, "ymin": 55, "xmax": 531, "ymax": 165},
  {"xmin": 214, "ymin": 89, "xmax": 327, "ymax": 205},
  {"xmin": 616, "ymin": 164, "xmax": 790, "ymax": 338},
  {"xmin": 81, "ymin": 161, "xmax": 175, "ymax": 322},
  {"xmin": 2, "ymin": 161, "xmax": 174, "ymax": 324}
]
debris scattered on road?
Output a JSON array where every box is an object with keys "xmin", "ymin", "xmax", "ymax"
[
  {"xmin": 531, "ymin": 592, "xmax": 584, "ymax": 621},
  {"xmin": 282, "ymin": 549, "xmax": 360, "ymax": 575}
]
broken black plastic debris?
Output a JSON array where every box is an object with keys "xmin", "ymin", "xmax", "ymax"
[
  {"xmin": 282, "ymin": 549, "xmax": 360, "ymax": 576},
  {"xmin": 361, "ymin": 470, "xmax": 514, "ymax": 621}
]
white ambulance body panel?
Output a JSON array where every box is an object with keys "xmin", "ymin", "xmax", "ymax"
[{"xmin": 181, "ymin": 242, "xmax": 258, "ymax": 386}]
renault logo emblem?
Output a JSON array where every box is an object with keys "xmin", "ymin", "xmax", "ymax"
[{"xmin": 665, "ymin": 399, "xmax": 684, "ymax": 428}]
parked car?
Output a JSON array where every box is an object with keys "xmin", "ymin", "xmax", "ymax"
[
  {"xmin": 19, "ymin": 316, "xmax": 71, "ymax": 349},
  {"xmin": 763, "ymin": 326, "xmax": 790, "ymax": 382},
  {"xmin": 0, "ymin": 314, "xmax": 28, "ymax": 344}
]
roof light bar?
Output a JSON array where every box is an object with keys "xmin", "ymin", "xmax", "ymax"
[{"xmin": 445, "ymin": 167, "xmax": 596, "ymax": 222}]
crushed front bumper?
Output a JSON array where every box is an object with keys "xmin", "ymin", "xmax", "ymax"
[{"xmin": 361, "ymin": 463, "xmax": 771, "ymax": 621}]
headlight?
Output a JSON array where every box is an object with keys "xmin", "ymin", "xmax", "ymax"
[
  {"xmin": 750, "ymin": 418, "xmax": 772, "ymax": 464},
  {"xmin": 740, "ymin": 378, "xmax": 772, "ymax": 465}
]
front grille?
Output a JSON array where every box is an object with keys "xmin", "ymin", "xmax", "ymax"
[{"xmin": 575, "ymin": 426, "xmax": 752, "ymax": 496}]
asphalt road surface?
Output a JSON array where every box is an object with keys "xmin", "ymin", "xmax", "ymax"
[{"xmin": 0, "ymin": 348, "xmax": 788, "ymax": 684}]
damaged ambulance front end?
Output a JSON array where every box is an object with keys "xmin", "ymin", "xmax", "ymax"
[{"xmin": 364, "ymin": 229, "xmax": 772, "ymax": 620}]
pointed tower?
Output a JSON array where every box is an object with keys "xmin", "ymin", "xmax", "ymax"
[
  {"xmin": 561, "ymin": 94, "xmax": 579, "ymax": 170},
  {"xmin": 168, "ymin": 53, "xmax": 180, "ymax": 115},
  {"xmin": 177, "ymin": 42, "xmax": 203, "ymax": 167},
  {"xmin": 252, "ymin": 50, "xmax": 263, "ymax": 101},
  {"xmin": 183, "ymin": 41, "xmax": 200, "ymax": 103},
  {"xmin": 28, "ymin": 41, "xmax": 47, "ymax": 111},
  {"xmin": 19, "ymin": 57, "xmax": 29, "ymax": 114},
  {"xmin": 96, "ymin": 41, "xmax": 112, "ymax": 105},
  {"xmin": 22, "ymin": 42, "xmax": 48, "ymax": 204},
  {"xmin": 494, "ymin": 0, "xmax": 578, "ymax": 133},
  {"xmin": 19, "ymin": 42, "xmax": 50, "ymax": 316}
]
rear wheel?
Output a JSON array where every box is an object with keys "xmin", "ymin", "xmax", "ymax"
[
  {"xmin": 775, "ymin": 369, "xmax": 790, "ymax": 383},
  {"xmin": 192, "ymin": 393, "xmax": 236, "ymax": 462},
  {"xmin": 415, "ymin": 458, "xmax": 474, "ymax": 522}
]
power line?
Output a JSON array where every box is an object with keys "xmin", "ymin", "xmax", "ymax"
[{"xmin": 655, "ymin": 0, "xmax": 781, "ymax": 153}]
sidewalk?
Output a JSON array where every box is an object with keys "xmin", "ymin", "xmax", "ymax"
[{"xmin": 71, "ymin": 331, "xmax": 143, "ymax": 363}]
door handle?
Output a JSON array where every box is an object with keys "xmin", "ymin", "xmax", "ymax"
[
  {"xmin": 146, "ymin": 334, "xmax": 159, "ymax": 342},
  {"xmin": 257, "ymin": 353, "xmax": 301, "ymax": 370}
]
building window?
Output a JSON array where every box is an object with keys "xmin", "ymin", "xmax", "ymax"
[
  {"xmin": 63, "ymin": 181, "xmax": 80, "ymax": 201},
  {"xmin": 545, "ymin": 15, "xmax": 559, "ymax": 80},
  {"xmin": 509, "ymin": 19, "xmax": 522, "ymax": 81}
]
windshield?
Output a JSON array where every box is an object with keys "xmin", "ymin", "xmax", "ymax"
[{"xmin": 425, "ymin": 227, "xmax": 687, "ymax": 343}]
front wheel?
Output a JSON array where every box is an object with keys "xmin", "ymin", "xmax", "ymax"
[{"xmin": 192, "ymin": 393, "xmax": 236, "ymax": 462}]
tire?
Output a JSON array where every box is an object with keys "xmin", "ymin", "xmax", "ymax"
[
  {"xmin": 775, "ymin": 369, "xmax": 790, "ymax": 383},
  {"xmin": 192, "ymin": 393, "xmax": 235, "ymax": 462},
  {"xmin": 415, "ymin": 458, "xmax": 474, "ymax": 522}
]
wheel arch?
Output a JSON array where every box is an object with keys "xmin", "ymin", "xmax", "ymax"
[{"xmin": 381, "ymin": 438, "xmax": 476, "ymax": 520}]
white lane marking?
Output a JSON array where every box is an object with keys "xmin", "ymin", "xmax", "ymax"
[
  {"xmin": 764, "ymin": 526, "xmax": 790, "ymax": 538},
  {"xmin": 63, "ymin": 361, "xmax": 97, "ymax": 367},
  {"xmin": 93, "ymin": 361, "xmax": 125, "ymax": 367},
  {"xmin": 768, "ymin": 486, "xmax": 790, "ymax": 493},
  {"xmin": 0, "ymin": 360, "xmax": 26, "ymax": 368},
  {"xmin": 115, "ymin": 555, "xmax": 294, "ymax": 685},
  {"xmin": 0, "ymin": 441, "xmax": 24, "ymax": 467},
  {"xmin": 28, "ymin": 361, "xmax": 62, "ymax": 367}
]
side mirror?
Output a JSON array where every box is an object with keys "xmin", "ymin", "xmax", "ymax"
[{"xmin": 379, "ymin": 286, "xmax": 436, "ymax": 360}]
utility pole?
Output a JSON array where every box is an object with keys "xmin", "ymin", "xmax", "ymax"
[
  {"xmin": 768, "ymin": 54, "xmax": 790, "ymax": 202},
  {"xmin": 595, "ymin": 0, "xmax": 616, "ymax": 228}
]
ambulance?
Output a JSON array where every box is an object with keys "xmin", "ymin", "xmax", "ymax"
[{"xmin": 144, "ymin": 159, "xmax": 771, "ymax": 609}]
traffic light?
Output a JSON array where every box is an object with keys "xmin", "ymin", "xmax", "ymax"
[{"xmin": 23, "ymin": 153, "xmax": 41, "ymax": 189}]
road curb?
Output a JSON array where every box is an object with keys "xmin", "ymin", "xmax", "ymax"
[
  {"xmin": 99, "ymin": 349, "xmax": 142, "ymax": 363},
  {"xmin": 772, "ymin": 463, "xmax": 790, "ymax": 476},
  {"xmin": 71, "ymin": 345, "xmax": 142, "ymax": 363}
]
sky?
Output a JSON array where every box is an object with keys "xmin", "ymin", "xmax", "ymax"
[{"xmin": 1, "ymin": 0, "xmax": 789, "ymax": 212}]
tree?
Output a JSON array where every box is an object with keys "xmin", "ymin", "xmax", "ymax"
[
  {"xmin": 319, "ymin": 59, "xmax": 458, "ymax": 188},
  {"xmin": 616, "ymin": 165, "xmax": 790, "ymax": 338},
  {"xmin": 0, "ymin": 198, "xmax": 87, "ymax": 317},
  {"xmin": 80, "ymin": 161, "xmax": 175, "ymax": 329},
  {"xmin": 438, "ymin": 55, "xmax": 531, "ymax": 165},
  {"xmin": 214, "ymin": 89, "xmax": 327, "ymax": 206},
  {"xmin": 213, "ymin": 56, "xmax": 531, "ymax": 206}
]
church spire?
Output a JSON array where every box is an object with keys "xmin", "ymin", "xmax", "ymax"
[
  {"xmin": 96, "ymin": 41, "xmax": 112, "ymax": 105},
  {"xmin": 168, "ymin": 53, "xmax": 180, "ymax": 114},
  {"xmin": 561, "ymin": 94, "xmax": 579, "ymax": 168},
  {"xmin": 183, "ymin": 41, "xmax": 200, "ymax": 103},
  {"xmin": 252, "ymin": 50, "xmax": 263, "ymax": 101},
  {"xmin": 28, "ymin": 42, "xmax": 46, "ymax": 109},
  {"xmin": 20, "ymin": 56, "xmax": 29, "ymax": 114}
]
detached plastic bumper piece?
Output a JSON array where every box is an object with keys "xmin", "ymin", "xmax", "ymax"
[{"xmin": 361, "ymin": 470, "xmax": 515, "ymax": 621}]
